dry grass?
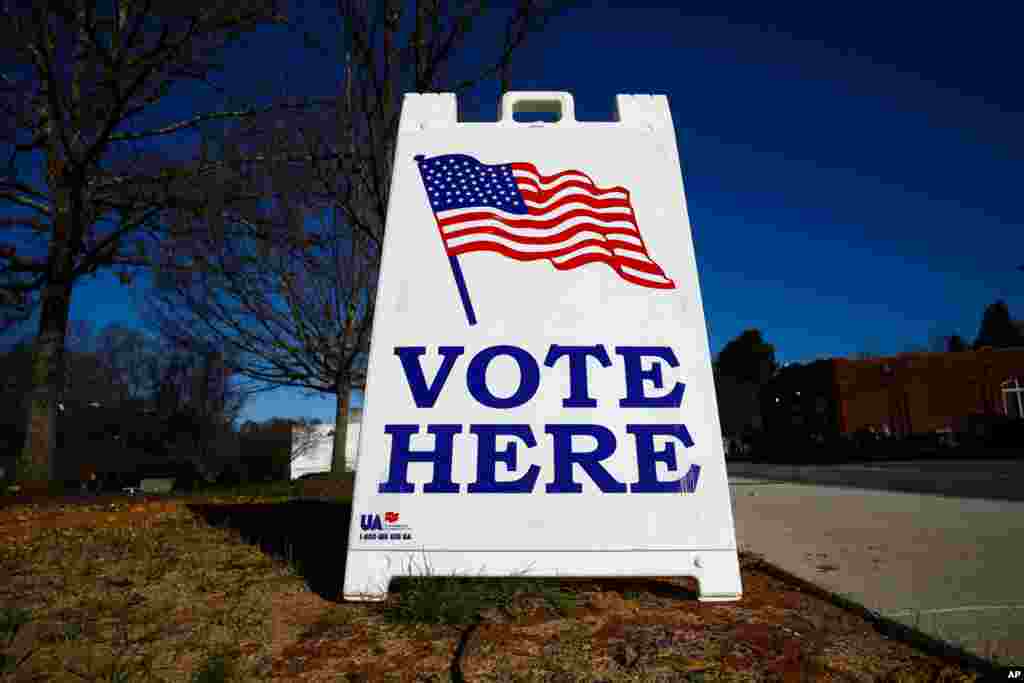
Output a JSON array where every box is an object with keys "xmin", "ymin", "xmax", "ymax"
[
  {"xmin": 0, "ymin": 486, "xmax": 1005, "ymax": 682},
  {"xmin": 0, "ymin": 497, "xmax": 327, "ymax": 681}
]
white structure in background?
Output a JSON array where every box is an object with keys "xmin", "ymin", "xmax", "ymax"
[{"xmin": 289, "ymin": 421, "xmax": 362, "ymax": 479}]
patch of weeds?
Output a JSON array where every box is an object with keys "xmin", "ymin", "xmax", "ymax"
[
  {"xmin": 191, "ymin": 651, "xmax": 235, "ymax": 683},
  {"xmin": 535, "ymin": 623, "xmax": 596, "ymax": 680},
  {"xmin": 700, "ymin": 638, "xmax": 723, "ymax": 661},
  {"xmin": 0, "ymin": 606, "xmax": 34, "ymax": 675},
  {"xmin": 105, "ymin": 529, "xmax": 135, "ymax": 556},
  {"xmin": 61, "ymin": 622, "xmax": 84, "ymax": 643},
  {"xmin": 0, "ymin": 651, "xmax": 35, "ymax": 677},
  {"xmin": 104, "ymin": 663, "xmax": 135, "ymax": 683},
  {"xmin": 61, "ymin": 644, "xmax": 140, "ymax": 683},
  {"xmin": 0, "ymin": 606, "xmax": 31, "ymax": 642},
  {"xmin": 678, "ymin": 672, "xmax": 711, "ymax": 683},
  {"xmin": 280, "ymin": 540, "xmax": 307, "ymax": 578},
  {"xmin": 385, "ymin": 558, "xmax": 578, "ymax": 625},
  {"xmin": 198, "ymin": 480, "xmax": 305, "ymax": 502},
  {"xmin": 547, "ymin": 588, "xmax": 579, "ymax": 616},
  {"xmin": 300, "ymin": 608, "xmax": 355, "ymax": 640}
]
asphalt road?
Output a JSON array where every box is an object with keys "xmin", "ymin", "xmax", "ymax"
[{"xmin": 726, "ymin": 459, "xmax": 1024, "ymax": 502}]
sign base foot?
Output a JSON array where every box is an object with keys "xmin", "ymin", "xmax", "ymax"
[{"xmin": 343, "ymin": 548, "xmax": 742, "ymax": 603}]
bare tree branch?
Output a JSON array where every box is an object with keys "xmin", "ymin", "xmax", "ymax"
[
  {"xmin": 0, "ymin": 191, "xmax": 52, "ymax": 214},
  {"xmin": 141, "ymin": 0, "xmax": 565, "ymax": 478},
  {"xmin": 107, "ymin": 101, "xmax": 329, "ymax": 143},
  {"xmin": 0, "ymin": 0, "xmax": 295, "ymax": 484}
]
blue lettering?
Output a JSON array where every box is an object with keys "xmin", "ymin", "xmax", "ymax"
[
  {"xmin": 615, "ymin": 346, "xmax": 685, "ymax": 408},
  {"xmin": 681, "ymin": 463, "xmax": 701, "ymax": 493},
  {"xmin": 467, "ymin": 424, "xmax": 541, "ymax": 493},
  {"xmin": 543, "ymin": 345, "xmax": 612, "ymax": 408},
  {"xmin": 545, "ymin": 424, "xmax": 627, "ymax": 493},
  {"xmin": 628, "ymin": 424, "xmax": 696, "ymax": 493},
  {"xmin": 360, "ymin": 514, "xmax": 383, "ymax": 531},
  {"xmin": 395, "ymin": 346, "xmax": 464, "ymax": 407},
  {"xmin": 378, "ymin": 424, "xmax": 462, "ymax": 493},
  {"xmin": 466, "ymin": 345, "xmax": 541, "ymax": 409}
]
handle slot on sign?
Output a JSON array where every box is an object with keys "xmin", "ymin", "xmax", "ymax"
[{"xmin": 501, "ymin": 91, "xmax": 575, "ymax": 124}]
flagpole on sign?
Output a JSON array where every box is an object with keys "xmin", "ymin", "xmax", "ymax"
[
  {"xmin": 447, "ymin": 254, "xmax": 477, "ymax": 326},
  {"xmin": 414, "ymin": 155, "xmax": 477, "ymax": 326}
]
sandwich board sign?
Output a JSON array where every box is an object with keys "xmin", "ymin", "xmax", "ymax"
[{"xmin": 343, "ymin": 91, "xmax": 742, "ymax": 602}]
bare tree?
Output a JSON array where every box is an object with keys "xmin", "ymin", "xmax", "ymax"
[
  {"xmin": 133, "ymin": 334, "xmax": 249, "ymax": 471},
  {"xmin": 0, "ymin": 0, "xmax": 299, "ymax": 486},
  {"xmin": 91, "ymin": 324, "xmax": 158, "ymax": 405},
  {"xmin": 146, "ymin": 196, "xmax": 373, "ymax": 474},
  {"xmin": 70, "ymin": 322, "xmax": 248, "ymax": 467},
  {"xmin": 143, "ymin": 0, "xmax": 562, "ymax": 479}
]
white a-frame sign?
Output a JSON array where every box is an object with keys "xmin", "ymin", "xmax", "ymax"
[{"xmin": 344, "ymin": 92, "xmax": 742, "ymax": 602}]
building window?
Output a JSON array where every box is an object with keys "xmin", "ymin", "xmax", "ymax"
[{"xmin": 1002, "ymin": 378, "xmax": 1024, "ymax": 419}]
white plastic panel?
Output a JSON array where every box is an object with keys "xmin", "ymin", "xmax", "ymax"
[{"xmin": 344, "ymin": 91, "xmax": 741, "ymax": 603}]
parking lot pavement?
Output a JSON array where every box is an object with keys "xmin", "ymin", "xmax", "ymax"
[{"xmin": 727, "ymin": 476, "xmax": 1024, "ymax": 665}]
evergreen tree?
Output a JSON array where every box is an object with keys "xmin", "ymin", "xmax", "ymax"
[
  {"xmin": 715, "ymin": 329, "xmax": 778, "ymax": 385},
  {"xmin": 973, "ymin": 301, "xmax": 1023, "ymax": 349},
  {"xmin": 946, "ymin": 334, "xmax": 967, "ymax": 352}
]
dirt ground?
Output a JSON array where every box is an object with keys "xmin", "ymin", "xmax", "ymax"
[{"xmin": 0, "ymin": 492, "xmax": 1000, "ymax": 682}]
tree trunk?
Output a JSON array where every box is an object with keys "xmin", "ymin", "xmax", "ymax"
[
  {"xmin": 330, "ymin": 380, "xmax": 351, "ymax": 478},
  {"xmin": 18, "ymin": 105, "xmax": 78, "ymax": 490},
  {"xmin": 19, "ymin": 278, "xmax": 73, "ymax": 488}
]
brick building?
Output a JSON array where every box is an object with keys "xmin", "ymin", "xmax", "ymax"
[{"xmin": 762, "ymin": 348, "xmax": 1024, "ymax": 438}]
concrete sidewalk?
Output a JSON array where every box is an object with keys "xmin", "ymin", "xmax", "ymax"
[
  {"xmin": 728, "ymin": 477, "xmax": 1024, "ymax": 665},
  {"xmin": 728, "ymin": 460, "xmax": 1024, "ymax": 502}
]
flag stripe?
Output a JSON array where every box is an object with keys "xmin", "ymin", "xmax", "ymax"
[
  {"xmin": 445, "ymin": 231, "xmax": 665, "ymax": 273},
  {"xmin": 443, "ymin": 217, "xmax": 642, "ymax": 241},
  {"xmin": 516, "ymin": 175, "xmax": 625, "ymax": 194},
  {"xmin": 438, "ymin": 205, "xmax": 634, "ymax": 227},
  {"xmin": 446, "ymin": 227, "xmax": 643, "ymax": 250},
  {"xmin": 449, "ymin": 241, "xmax": 674, "ymax": 286},
  {"xmin": 445, "ymin": 231, "xmax": 648, "ymax": 257},
  {"xmin": 510, "ymin": 163, "xmax": 593, "ymax": 186},
  {"xmin": 553, "ymin": 254, "xmax": 674, "ymax": 285},
  {"xmin": 415, "ymin": 154, "xmax": 675, "ymax": 290},
  {"xmin": 520, "ymin": 186, "xmax": 629, "ymax": 206},
  {"xmin": 438, "ymin": 198, "xmax": 631, "ymax": 223}
]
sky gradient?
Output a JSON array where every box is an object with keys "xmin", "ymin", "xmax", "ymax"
[{"xmin": 7, "ymin": 2, "xmax": 1022, "ymax": 424}]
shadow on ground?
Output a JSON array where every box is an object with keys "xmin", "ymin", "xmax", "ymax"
[
  {"xmin": 185, "ymin": 499, "xmax": 704, "ymax": 608},
  {"xmin": 187, "ymin": 500, "xmax": 352, "ymax": 602}
]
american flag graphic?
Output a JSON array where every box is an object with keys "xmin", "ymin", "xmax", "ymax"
[{"xmin": 414, "ymin": 154, "xmax": 676, "ymax": 289}]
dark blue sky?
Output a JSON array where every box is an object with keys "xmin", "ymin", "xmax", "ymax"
[{"xmin": 18, "ymin": 2, "xmax": 1023, "ymax": 423}]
